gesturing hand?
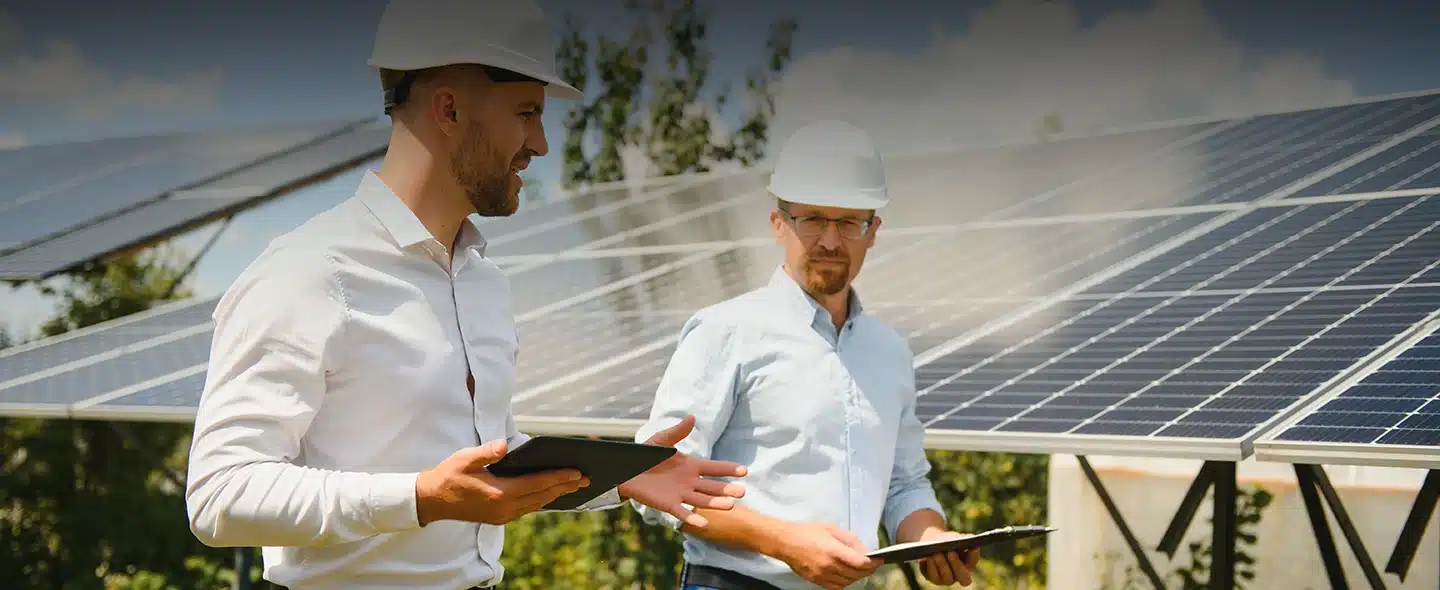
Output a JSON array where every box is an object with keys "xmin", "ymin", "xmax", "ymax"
[
  {"xmin": 618, "ymin": 415, "xmax": 748, "ymax": 528},
  {"xmin": 777, "ymin": 522, "xmax": 883, "ymax": 590},
  {"xmin": 915, "ymin": 530, "xmax": 980, "ymax": 587},
  {"xmin": 414, "ymin": 439, "xmax": 588, "ymax": 526}
]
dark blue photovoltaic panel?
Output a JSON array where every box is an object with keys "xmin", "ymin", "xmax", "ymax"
[
  {"xmin": 81, "ymin": 372, "xmax": 208, "ymax": 414},
  {"xmin": 510, "ymin": 214, "xmax": 1224, "ymax": 420},
  {"xmin": 1000, "ymin": 94, "xmax": 1440, "ymax": 219},
  {"xmin": 915, "ymin": 286, "xmax": 1440, "ymax": 440},
  {"xmin": 0, "ymin": 196, "xmax": 253, "ymax": 281},
  {"xmin": 0, "ymin": 297, "xmax": 218, "ymax": 384},
  {"xmin": 0, "ymin": 330, "xmax": 214, "ymax": 406},
  {"xmin": 1082, "ymin": 195, "xmax": 1440, "ymax": 296},
  {"xmin": 1273, "ymin": 331, "xmax": 1440, "ymax": 446},
  {"xmin": 1303, "ymin": 133, "xmax": 1440, "ymax": 195},
  {"xmin": 0, "ymin": 120, "xmax": 360, "ymax": 252}
]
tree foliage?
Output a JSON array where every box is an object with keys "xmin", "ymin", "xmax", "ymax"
[
  {"xmin": 0, "ymin": 247, "xmax": 237, "ymax": 589},
  {"xmin": 554, "ymin": 0, "xmax": 796, "ymax": 188}
]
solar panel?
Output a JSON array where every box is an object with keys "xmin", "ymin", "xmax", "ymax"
[
  {"xmin": 0, "ymin": 125, "xmax": 393, "ymax": 281},
  {"xmin": 1254, "ymin": 316, "xmax": 1440, "ymax": 468},
  {"xmin": 0, "ymin": 119, "xmax": 364, "ymax": 254},
  {"xmin": 509, "ymin": 212, "xmax": 1226, "ymax": 421},
  {"xmin": 488, "ymin": 170, "xmax": 769, "ymax": 257},
  {"xmin": 0, "ymin": 245, "xmax": 751, "ymax": 421},
  {"xmin": 1001, "ymin": 93, "xmax": 1440, "ymax": 218},
  {"xmin": 1, "ymin": 92, "xmax": 1438, "ymax": 474},
  {"xmin": 908, "ymin": 195, "xmax": 1440, "ymax": 459}
]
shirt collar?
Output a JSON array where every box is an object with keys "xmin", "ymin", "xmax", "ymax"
[
  {"xmin": 767, "ymin": 264, "xmax": 866, "ymax": 327},
  {"xmin": 355, "ymin": 169, "xmax": 489, "ymax": 257}
]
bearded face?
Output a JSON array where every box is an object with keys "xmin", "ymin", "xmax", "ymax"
[
  {"xmin": 449, "ymin": 117, "xmax": 520, "ymax": 218},
  {"xmin": 800, "ymin": 243, "xmax": 852, "ymax": 296}
]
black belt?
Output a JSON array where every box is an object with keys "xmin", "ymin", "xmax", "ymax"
[{"xmin": 680, "ymin": 563, "xmax": 782, "ymax": 590}]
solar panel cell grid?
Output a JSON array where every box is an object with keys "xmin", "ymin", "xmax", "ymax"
[
  {"xmin": 1272, "ymin": 331, "xmax": 1440, "ymax": 447},
  {"xmin": 512, "ymin": 245, "xmax": 768, "ymax": 394},
  {"xmin": 916, "ymin": 272, "xmax": 1440, "ymax": 449},
  {"xmin": 1082, "ymin": 196, "xmax": 1440, "ymax": 296},
  {"xmin": 0, "ymin": 298, "xmax": 217, "ymax": 384},
  {"xmin": 999, "ymin": 94, "xmax": 1440, "ymax": 219},
  {"xmin": 482, "ymin": 172, "xmax": 767, "ymax": 254},
  {"xmin": 1303, "ymin": 134, "xmax": 1440, "ymax": 195},
  {"xmin": 0, "ymin": 122, "xmax": 353, "ymax": 252},
  {"xmin": 0, "ymin": 329, "xmax": 214, "ymax": 406},
  {"xmin": 0, "ymin": 195, "xmax": 253, "ymax": 280}
]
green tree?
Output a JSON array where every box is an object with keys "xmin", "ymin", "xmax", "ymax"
[
  {"xmin": 0, "ymin": 245, "xmax": 239, "ymax": 590},
  {"xmin": 555, "ymin": 0, "xmax": 796, "ymax": 188},
  {"xmin": 925, "ymin": 450, "xmax": 1050, "ymax": 588}
]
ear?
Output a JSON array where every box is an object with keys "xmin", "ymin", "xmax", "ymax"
[
  {"xmin": 770, "ymin": 209, "xmax": 786, "ymax": 244},
  {"xmin": 866, "ymin": 215, "xmax": 881, "ymax": 247},
  {"xmin": 430, "ymin": 85, "xmax": 462, "ymax": 135}
]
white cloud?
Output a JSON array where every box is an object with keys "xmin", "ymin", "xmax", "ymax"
[
  {"xmin": 769, "ymin": 0, "xmax": 1356, "ymax": 157},
  {"xmin": 0, "ymin": 131, "xmax": 26, "ymax": 150},
  {"xmin": 0, "ymin": 9, "xmax": 222, "ymax": 120}
]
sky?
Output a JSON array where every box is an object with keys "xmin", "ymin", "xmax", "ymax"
[{"xmin": 1, "ymin": 0, "xmax": 1439, "ymax": 338}]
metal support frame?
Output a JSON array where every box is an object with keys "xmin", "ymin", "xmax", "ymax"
[
  {"xmin": 1292, "ymin": 464, "xmax": 1389, "ymax": 589},
  {"xmin": 1079, "ymin": 457, "xmax": 1241, "ymax": 590},
  {"xmin": 1385, "ymin": 469, "xmax": 1438, "ymax": 583}
]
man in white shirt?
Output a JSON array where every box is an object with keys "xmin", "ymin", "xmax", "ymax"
[
  {"xmin": 184, "ymin": 1, "xmax": 747, "ymax": 588},
  {"xmin": 633, "ymin": 121, "xmax": 979, "ymax": 590}
]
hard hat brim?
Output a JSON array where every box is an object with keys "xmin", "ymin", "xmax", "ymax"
[
  {"xmin": 367, "ymin": 58, "xmax": 584, "ymax": 101},
  {"xmin": 769, "ymin": 184, "xmax": 890, "ymax": 211}
]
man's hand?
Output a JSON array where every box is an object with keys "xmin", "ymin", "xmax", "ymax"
[
  {"xmin": 414, "ymin": 439, "xmax": 588, "ymax": 526},
  {"xmin": 914, "ymin": 529, "xmax": 980, "ymax": 587},
  {"xmin": 775, "ymin": 522, "xmax": 883, "ymax": 590},
  {"xmin": 618, "ymin": 415, "xmax": 747, "ymax": 528}
]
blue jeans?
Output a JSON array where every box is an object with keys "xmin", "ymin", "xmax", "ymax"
[{"xmin": 683, "ymin": 586, "xmax": 721, "ymax": 590}]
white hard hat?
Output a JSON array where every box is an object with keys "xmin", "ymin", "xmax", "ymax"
[
  {"xmin": 767, "ymin": 120, "xmax": 889, "ymax": 210},
  {"xmin": 368, "ymin": 0, "xmax": 583, "ymax": 109}
]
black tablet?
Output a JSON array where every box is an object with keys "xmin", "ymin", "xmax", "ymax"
[
  {"xmin": 867, "ymin": 526, "xmax": 1056, "ymax": 564},
  {"xmin": 485, "ymin": 436, "xmax": 678, "ymax": 511}
]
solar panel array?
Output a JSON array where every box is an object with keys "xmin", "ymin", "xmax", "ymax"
[
  {"xmin": 1254, "ymin": 313, "xmax": 1440, "ymax": 469},
  {"xmin": 0, "ymin": 118, "xmax": 388, "ymax": 281},
  {"xmin": 1, "ymin": 91, "xmax": 1439, "ymax": 468}
]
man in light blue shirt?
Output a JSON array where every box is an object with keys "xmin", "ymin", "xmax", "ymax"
[{"xmin": 633, "ymin": 121, "xmax": 979, "ymax": 590}]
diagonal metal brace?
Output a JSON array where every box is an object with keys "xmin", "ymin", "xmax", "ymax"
[
  {"xmin": 1077, "ymin": 456, "xmax": 1167, "ymax": 590},
  {"xmin": 1157, "ymin": 462, "xmax": 1215, "ymax": 558},
  {"xmin": 1384, "ymin": 469, "xmax": 1438, "ymax": 583}
]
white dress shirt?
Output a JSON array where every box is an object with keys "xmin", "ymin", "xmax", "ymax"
[
  {"xmin": 634, "ymin": 267, "xmax": 944, "ymax": 590},
  {"xmin": 185, "ymin": 170, "xmax": 621, "ymax": 590}
]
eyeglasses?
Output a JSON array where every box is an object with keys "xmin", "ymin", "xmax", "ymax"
[{"xmin": 778, "ymin": 209, "xmax": 874, "ymax": 240}]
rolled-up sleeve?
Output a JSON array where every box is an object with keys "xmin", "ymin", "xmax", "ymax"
[
  {"xmin": 184, "ymin": 251, "xmax": 422, "ymax": 548},
  {"xmin": 882, "ymin": 364, "xmax": 945, "ymax": 541},
  {"xmin": 630, "ymin": 312, "xmax": 742, "ymax": 529}
]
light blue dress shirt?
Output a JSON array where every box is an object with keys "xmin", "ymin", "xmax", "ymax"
[{"xmin": 634, "ymin": 265, "xmax": 946, "ymax": 590}]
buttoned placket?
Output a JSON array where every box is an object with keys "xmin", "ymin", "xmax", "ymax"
[
  {"xmin": 816, "ymin": 310, "xmax": 863, "ymax": 535},
  {"xmin": 423, "ymin": 240, "xmax": 477, "ymax": 403},
  {"xmin": 837, "ymin": 317, "xmax": 864, "ymax": 535}
]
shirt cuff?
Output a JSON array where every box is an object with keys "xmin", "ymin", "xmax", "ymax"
[
  {"xmin": 883, "ymin": 488, "xmax": 946, "ymax": 541},
  {"xmin": 367, "ymin": 472, "xmax": 423, "ymax": 532}
]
